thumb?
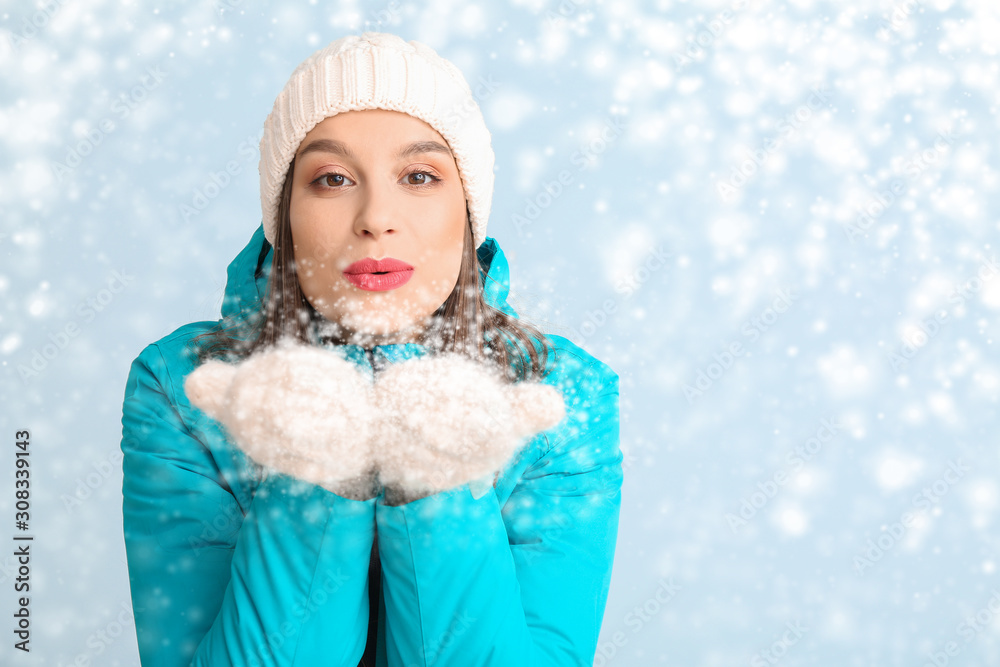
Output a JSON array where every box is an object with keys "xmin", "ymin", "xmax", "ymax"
[
  {"xmin": 184, "ymin": 360, "xmax": 237, "ymax": 420},
  {"xmin": 510, "ymin": 383, "xmax": 566, "ymax": 437}
]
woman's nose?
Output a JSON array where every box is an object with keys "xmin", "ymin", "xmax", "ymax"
[{"xmin": 353, "ymin": 179, "xmax": 399, "ymax": 240}]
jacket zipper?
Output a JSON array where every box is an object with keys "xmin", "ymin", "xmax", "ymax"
[{"xmin": 365, "ymin": 348, "xmax": 378, "ymax": 378}]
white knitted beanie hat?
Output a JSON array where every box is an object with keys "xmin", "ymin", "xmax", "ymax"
[{"xmin": 258, "ymin": 31, "xmax": 495, "ymax": 249}]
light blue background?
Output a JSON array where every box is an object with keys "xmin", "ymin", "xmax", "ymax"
[{"xmin": 1, "ymin": 0, "xmax": 998, "ymax": 665}]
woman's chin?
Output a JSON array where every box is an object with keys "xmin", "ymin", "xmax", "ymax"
[{"xmin": 335, "ymin": 312, "xmax": 424, "ymax": 346}]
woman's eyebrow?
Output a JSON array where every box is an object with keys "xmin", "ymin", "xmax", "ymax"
[
  {"xmin": 296, "ymin": 138, "xmax": 452, "ymax": 160},
  {"xmin": 395, "ymin": 140, "xmax": 452, "ymax": 159}
]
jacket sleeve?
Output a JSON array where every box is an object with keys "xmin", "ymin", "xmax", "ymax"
[
  {"xmin": 120, "ymin": 342, "xmax": 376, "ymax": 667},
  {"xmin": 373, "ymin": 358, "xmax": 623, "ymax": 666}
]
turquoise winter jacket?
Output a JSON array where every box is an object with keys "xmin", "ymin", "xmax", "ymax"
[{"xmin": 119, "ymin": 222, "xmax": 623, "ymax": 667}]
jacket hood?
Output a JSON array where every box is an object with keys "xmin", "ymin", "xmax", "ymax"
[{"xmin": 219, "ymin": 222, "xmax": 519, "ymax": 326}]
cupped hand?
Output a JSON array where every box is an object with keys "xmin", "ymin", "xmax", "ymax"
[
  {"xmin": 372, "ymin": 352, "xmax": 566, "ymax": 504},
  {"xmin": 184, "ymin": 338, "xmax": 380, "ymax": 500}
]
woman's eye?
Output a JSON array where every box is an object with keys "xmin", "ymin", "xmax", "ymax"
[
  {"xmin": 310, "ymin": 171, "xmax": 438, "ymax": 190},
  {"xmin": 311, "ymin": 172, "xmax": 352, "ymax": 189},
  {"xmin": 404, "ymin": 171, "xmax": 439, "ymax": 186}
]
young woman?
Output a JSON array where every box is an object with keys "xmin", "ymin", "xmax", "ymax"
[{"xmin": 120, "ymin": 31, "xmax": 622, "ymax": 667}]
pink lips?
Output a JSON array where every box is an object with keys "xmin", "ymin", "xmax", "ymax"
[{"xmin": 343, "ymin": 257, "xmax": 414, "ymax": 292}]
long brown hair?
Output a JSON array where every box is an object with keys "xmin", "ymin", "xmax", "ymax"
[{"xmin": 190, "ymin": 157, "xmax": 552, "ymax": 383}]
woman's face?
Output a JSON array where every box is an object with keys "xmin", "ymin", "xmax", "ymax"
[{"xmin": 288, "ymin": 109, "xmax": 467, "ymax": 345}]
